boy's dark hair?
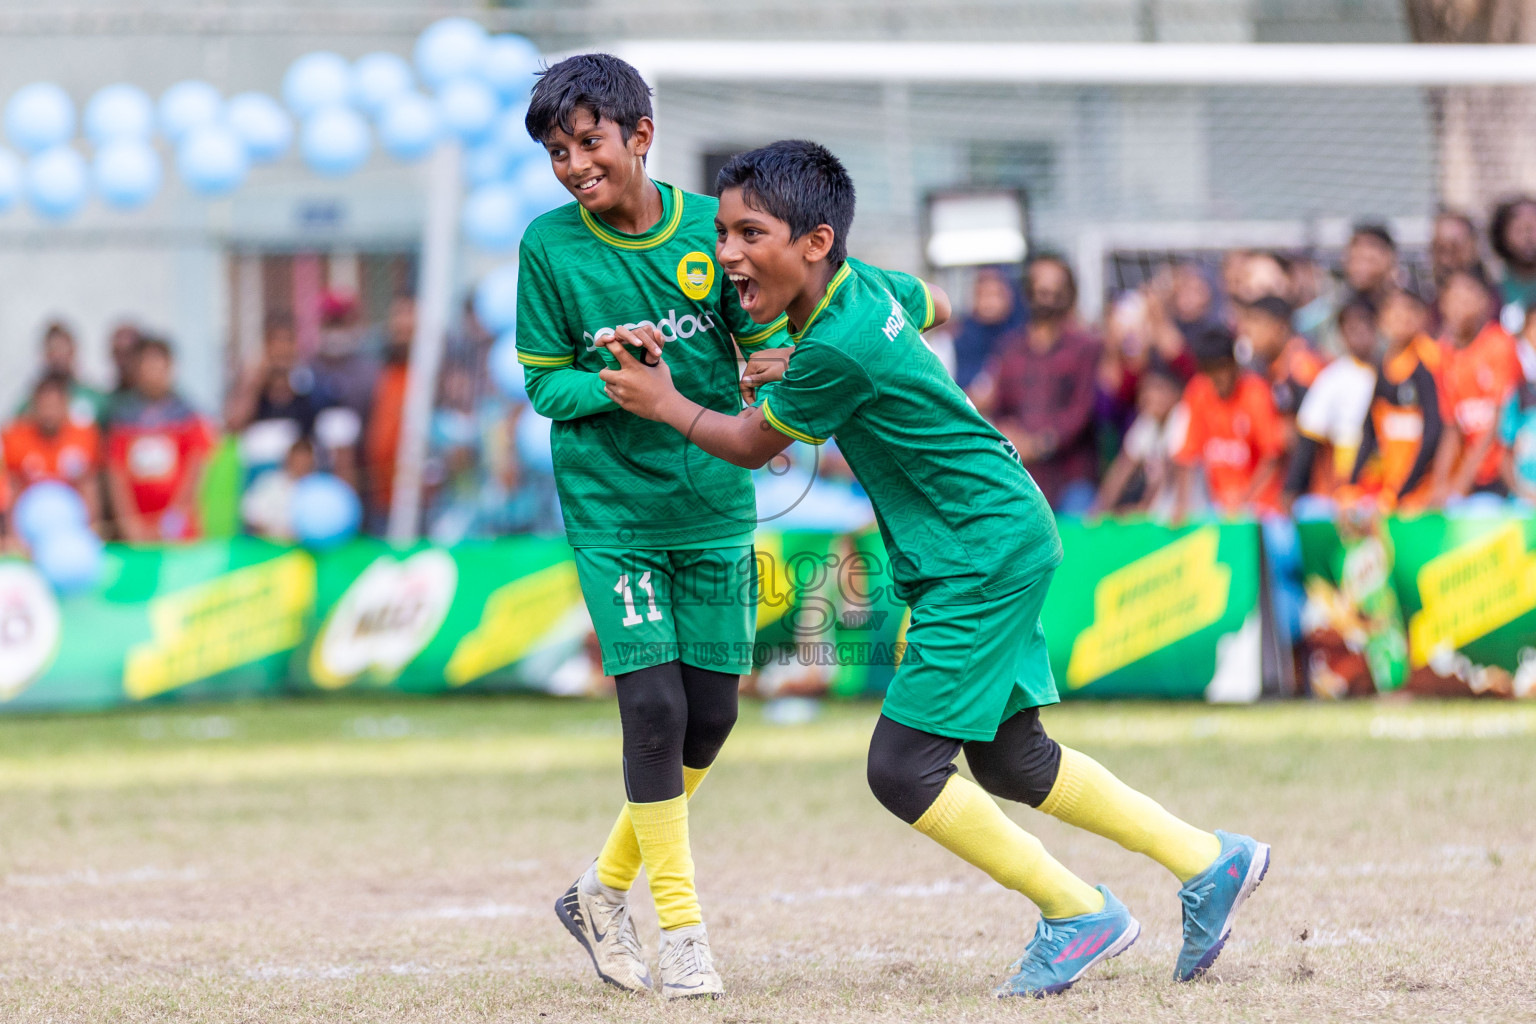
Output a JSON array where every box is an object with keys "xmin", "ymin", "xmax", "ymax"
[
  {"xmin": 1351, "ymin": 222, "xmax": 1396, "ymax": 252},
  {"xmin": 32, "ymin": 371, "xmax": 70, "ymax": 399},
  {"xmin": 715, "ymin": 140, "xmax": 855, "ymax": 265},
  {"xmin": 525, "ymin": 53, "xmax": 652, "ymax": 146},
  {"xmin": 1489, "ymin": 194, "xmax": 1536, "ymax": 265},
  {"xmin": 1442, "ymin": 263, "xmax": 1493, "ymax": 296},
  {"xmin": 1189, "ymin": 323, "xmax": 1237, "ymax": 368},
  {"xmin": 136, "ymin": 335, "xmax": 173, "ymax": 361},
  {"xmin": 1337, "ymin": 295, "xmax": 1377, "ymax": 326},
  {"xmin": 1025, "ymin": 252, "xmax": 1078, "ymax": 308},
  {"xmin": 1246, "ymin": 293, "xmax": 1293, "ymax": 324}
]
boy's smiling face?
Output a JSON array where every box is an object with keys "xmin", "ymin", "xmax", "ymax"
[
  {"xmin": 716, "ymin": 186, "xmax": 832, "ymax": 326},
  {"xmin": 541, "ymin": 107, "xmax": 651, "ymax": 216}
]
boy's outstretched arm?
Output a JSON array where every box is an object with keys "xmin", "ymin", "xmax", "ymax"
[{"xmin": 600, "ymin": 334, "xmax": 793, "ymax": 470}]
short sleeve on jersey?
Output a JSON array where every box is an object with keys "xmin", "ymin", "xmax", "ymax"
[
  {"xmin": 849, "ymin": 259, "xmax": 936, "ymax": 331},
  {"xmin": 758, "ymin": 344, "xmax": 877, "ymax": 445},
  {"xmin": 514, "ymin": 232, "xmax": 575, "ymax": 368}
]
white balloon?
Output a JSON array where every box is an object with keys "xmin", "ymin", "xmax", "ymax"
[
  {"xmin": 480, "ymin": 35, "xmax": 542, "ymax": 100},
  {"xmin": 26, "ymin": 146, "xmax": 88, "ymax": 219},
  {"xmin": 462, "ymin": 182, "xmax": 522, "ymax": 252},
  {"xmin": 282, "ymin": 51, "xmax": 353, "ymax": 118},
  {"xmin": 5, "ymin": 83, "xmax": 75, "ymax": 154},
  {"xmin": 378, "ymin": 92, "xmax": 439, "ymax": 162},
  {"xmin": 225, "ymin": 92, "xmax": 293, "ymax": 162},
  {"xmin": 93, "ymin": 139, "xmax": 161, "ymax": 209},
  {"xmin": 414, "ymin": 17, "xmax": 489, "ymax": 89},
  {"xmin": 437, "ymin": 77, "xmax": 498, "ymax": 141},
  {"xmin": 177, "ymin": 124, "xmax": 249, "ymax": 196},
  {"xmin": 84, "ymin": 84, "xmax": 155, "ymax": 145},
  {"xmin": 474, "ymin": 262, "xmax": 520, "ymax": 333},
  {"xmin": 352, "ymin": 52, "xmax": 414, "ymax": 113},
  {"xmin": 158, "ymin": 81, "xmax": 222, "ymax": 143},
  {"xmin": 301, "ymin": 106, "xmax": 370, "ymax": 176}
]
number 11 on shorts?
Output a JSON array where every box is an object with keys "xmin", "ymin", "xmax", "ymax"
[{"xmin": 615, "ymin": 572, "xmax": 663, "ymax": 627}]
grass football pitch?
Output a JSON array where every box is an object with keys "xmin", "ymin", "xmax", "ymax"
[{"xmin": 0, "ymin": 695, "xmax": 1531, "ymax": 1022}]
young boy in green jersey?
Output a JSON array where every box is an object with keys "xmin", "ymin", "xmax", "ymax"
[
  {"xmin": 598, "ymin": 140, "xmax": 1271, "ymax": 999},
  {"xmin": 516, "ymin": 57, "xmax": 946, "ymax": 1000}
]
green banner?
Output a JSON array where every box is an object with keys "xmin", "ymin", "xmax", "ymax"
[
  {"xmin": 1298, "ymin": 513, "xmax": 1536, "ymax": 698},
  {"xmin": 0, "ymin": 521, "xmax": 1265, "ymax": 713}
]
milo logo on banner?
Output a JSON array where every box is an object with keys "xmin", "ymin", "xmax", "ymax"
[
  {"xmin": 1067, "ymin": 526, "xmax": 1231, "ymax": 688},
  {"xmin": 0, "ymin": 564, "xmax": 61, "ymax": 702},
  {"xmin": 310, "ymin": 551, "xmax": 458, "ymax": 689}
]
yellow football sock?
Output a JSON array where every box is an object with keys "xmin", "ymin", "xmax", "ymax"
[
  {"xmin": 596, "ymin": 765, "xmax": 710, "ymax": 891},
  {"xmin": 914, "ymin": 775, "xmax": 1103, "ymax": 920},
  {"xmin": 628, "ymin": 794, "xmax": 700, "ymax": 931},
  {"xmin": 1039, "ymin": 746, "xmax": 1221, "ymax": 883}
]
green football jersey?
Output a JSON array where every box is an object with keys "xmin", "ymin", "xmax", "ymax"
[
  {"xmin": 515, "ymin": 180, "xmax": 785, "ymax": 548},
  {"xmin": 758, "ymin": 261, "xmax": 1062, "ymax": 601}
]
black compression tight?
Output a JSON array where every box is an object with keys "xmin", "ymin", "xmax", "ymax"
[
  {"xmin": 866, "ymin": 709, "xmax": 1063, "ymax": 824},
  {"xmin": 614, "ymin": 661, "xmax": 739, "ymax": 803}
]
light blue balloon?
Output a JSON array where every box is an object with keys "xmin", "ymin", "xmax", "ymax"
[
  {"xmin": 414, "ymin": 17, "xmax": 489, "ymax": 89},
  {"xmin": 14, "ymin": 481, "xmax": 88, "ymax": 546},
  {"xmin": 462, "ymin": 140, "xmax": 508, "ymax": 186},
  {"xmin": 513, "ymin": 158, "xmax": 571, "ymax": 220},
  {"xmin": 437, "ymin": 77, "xmax": 498, "ymax": 141},
  {"xmin": 352, "ymin": 52, "xmax": 414, "ymax": 113},
  {"xmin": 177, "ymin": 124, "xmax": 248, "ymax": 195},
  {"xmin": 462, "ymin": 182, "xmax": 522, "ymax": 252},
  {"xmin": 93, "ymin": 140, "xmax": 161, "ymax": 209},
  {"xmin": 25, "ymin": 146, "xmax": 88, "ymax": 219},
  {"xmin": 301, "ymin": 106, "xmax": 371, "ymax": 176},
  {"xmin": 515, "ymin": 409, "xmax": 554, "ymax": 474},
  {"xmin": 84, "ymin": 84, "xmax": 155, "ymax": 145},
  {"xmin": 0, "ymin": 148, "xmax": 22, "ymax": 212},
  {"xmin": 158, "ymin": 80, "xmax": 222, "ymax": 143},
  {"xmin": 33, "ymin": 526, "xmax": 104, "ymax": 596},
  {"xmin": 225, "ymin": 92, "xmax": 293, "ymax": 162},
  {"xmin": 291, "ymin": 472, "xmax": 361, "ymax": 549},
  {"xmin": 283, "ymin": 51, "xmax": 352, "ymax": 119},
  {"xmin": 492, "ymin": 105, "xmax": 544, "ymax": 166},
  {"xmin": 377, "ymin": 92, "xmax": 439, "ymax": 161},
  {"xmin": 480, "ymin": 35, "xmax": 542, "ymax": 101},
  {"xmin": 5, "ymin": 83, "xmax": 75, "ymax": 154},
  {"xmin": 473, "ymin": 262, "xmax": 519, "ymax": 333},
  {"xmin": 489, "ymin": 332, "xmax": 526, "ymax": 401}
]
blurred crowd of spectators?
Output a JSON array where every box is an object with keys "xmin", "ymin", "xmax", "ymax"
[
  {"xmin": 0, "ymin": 288, "xmax": 559, "ymax": 548},
  {"xmin": 942, "ymin": 198, "xmax": 1536, "ymax": 523},
  {"xmin": 9, "ymin": 194, "xmax": 1536, "ymax": 550}
]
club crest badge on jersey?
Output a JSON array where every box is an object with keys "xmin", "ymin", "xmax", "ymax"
[{"xmin": 676, "ymin": 251, "xmax": 715, "ymax": 301}]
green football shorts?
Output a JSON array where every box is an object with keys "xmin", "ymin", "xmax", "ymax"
[
  {"xmin": 880, "ymin": 569, "xmax": 1061, "ymax": 742},
  {"xmin": 573, "ymin": 545, "xmax": 757, "ymax": 676}
]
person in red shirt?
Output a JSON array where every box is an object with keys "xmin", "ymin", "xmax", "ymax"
[
  {"xmin": 4, "ymin": 372, "xmax": 101, "ymax": 523},
  {"xmin": 364, "ymin": 294, "xmax": 416, "ymax": 526},
  {"xmin": 105, "ymin": 337, "xmax": 216, "ymax": 542},
  {"xmin": 1433, "ymin": 268, "xmax": 1522, "ymax": 500},
  {"xmin": 1173, "ymin": 324, "xmax": 1286, "ymax": 518}
]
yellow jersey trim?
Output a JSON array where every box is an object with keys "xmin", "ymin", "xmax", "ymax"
[
  {"xmin": 761, "ymin": 399, "xmax": 825, "ymax": 445},
  {"xmin": 790, "ymin": 262, "xmax": 853, "ymax": 341},
  {"xmin": 736, "ymin": 314, "xmax": 788, "ymax": 348},
  {"xmin": 516, "ymin": 351, "xmax": 575, "ymax": 367},
  {"xmin": 578, "ymin": 183, "xmax": 685, "ymax": 251},
  {"xmin": 920, "ymin": 282, "xmax": 936, "ymax": 331}
]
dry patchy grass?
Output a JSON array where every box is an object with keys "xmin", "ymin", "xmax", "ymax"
[{"xmin": 0, "ymin": 698, "xmax": 1531, "ymax": 1023}]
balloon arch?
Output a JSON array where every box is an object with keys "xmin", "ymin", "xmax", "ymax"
[{"xmin": 3, "ymin": 17, "xmax": 556, "ymax": 542}]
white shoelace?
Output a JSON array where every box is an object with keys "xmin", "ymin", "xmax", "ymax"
[{"xmin": 662, "ymin": 933, "xmax": 713, "ymax": 976}]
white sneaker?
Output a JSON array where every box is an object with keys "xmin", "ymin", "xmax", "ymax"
[
  {"xmin": 554, "ymin": 864, "xmax": 652, "ymax": 994},
  {"xmin": 658, "ymin": 923, "xmax": 724, "ymax": 1000}
]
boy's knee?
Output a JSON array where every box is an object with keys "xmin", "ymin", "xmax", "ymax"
[
  {"xmin": 964, "ymin": 722, "xmax": 1061, "ymax": 808},
  {"xmin": 867, "ymin": 715, "xmax": 960, "ymax": 824}
]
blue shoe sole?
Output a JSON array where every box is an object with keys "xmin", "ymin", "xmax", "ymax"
[{"xmin": 1178, "ymin": 843, "xmax": 1272, "ymax": 982}]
